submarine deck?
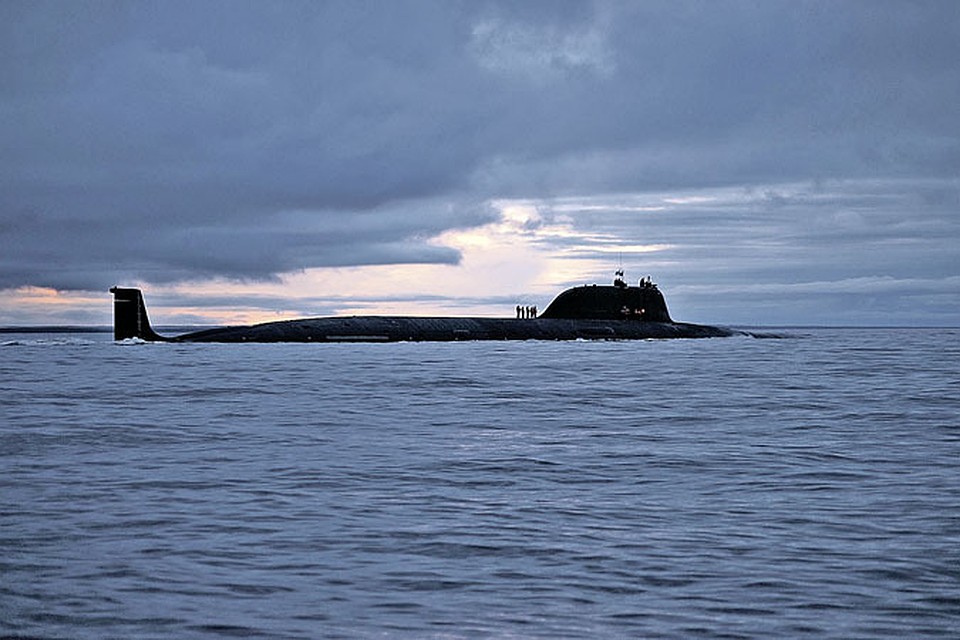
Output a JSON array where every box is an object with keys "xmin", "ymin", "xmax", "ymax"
[{"xmin": 177, "ymin": 316, "xmax": 734, "ymax": 342}]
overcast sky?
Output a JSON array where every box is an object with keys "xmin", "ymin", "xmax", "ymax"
[{"xmin": 2, "ymin": 0, "xmax": 958, "ymax": 327}]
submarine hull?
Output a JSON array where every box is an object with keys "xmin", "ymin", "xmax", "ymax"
[
  {"xmin": 177, "ymin": 316, "xmax": 734, "ymax": 342},
  {"xmin": 109, "ymin": 285, "xmax": 736, "ymax": 343}
]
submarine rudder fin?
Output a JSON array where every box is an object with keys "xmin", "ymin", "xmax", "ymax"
[{"xmin": 109, "ymin": 286, "xmax": 170, "ymax": 342}]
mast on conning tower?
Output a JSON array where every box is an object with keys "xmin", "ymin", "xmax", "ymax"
[{"xmin": 613, "ymin": 268, "xmax": 627, "ymax": 289}]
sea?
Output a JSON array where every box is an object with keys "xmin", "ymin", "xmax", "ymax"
[{"xmin": 1, "ymin": 328, "xmax": 958, "ymax": 639}]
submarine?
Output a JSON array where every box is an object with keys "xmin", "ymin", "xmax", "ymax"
[{"xmin": 109, "ymin": 271, "xmax": 735, "ymax": 342}]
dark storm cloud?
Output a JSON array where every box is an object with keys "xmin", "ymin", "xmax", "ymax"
[{"xmin": 1, "ymin": 0, "xmax": 958, "ymax": 291}]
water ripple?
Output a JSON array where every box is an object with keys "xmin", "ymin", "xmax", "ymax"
[{"xmin": 1, "ymin": 329, "xmax": 958, "ymax": 638}]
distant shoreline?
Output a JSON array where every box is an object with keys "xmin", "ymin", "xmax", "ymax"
[{"xmin": 0, "ymin": 326, "xmax": 111, "ymax": 333}]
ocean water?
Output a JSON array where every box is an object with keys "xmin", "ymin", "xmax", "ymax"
[{"xmin": 1, "ymin": 328, "xmax": 958, "ymax": 639}]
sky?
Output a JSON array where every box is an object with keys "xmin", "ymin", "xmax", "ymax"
[{"xmin": 2, "ymin": 0, "xmax": 958, "ymax": 327}]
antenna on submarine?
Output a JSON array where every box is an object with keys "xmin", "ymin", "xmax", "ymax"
[{"xmin": 614, "ymin": 251, "xmax": 627, "ymax": 288}]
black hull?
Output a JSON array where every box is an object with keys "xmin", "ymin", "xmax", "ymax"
[
  {"xmin": 110, "ymin": 286, "xmax": 736, "ymax": 343},
  {"xmin": 177, "ymin": 316, "xmax": 734, "ymax": 342}
]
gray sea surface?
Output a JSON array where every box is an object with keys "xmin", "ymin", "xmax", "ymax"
[{"xmin": 2, "ymin": 328, "xmax": 959, "ymax": 638}]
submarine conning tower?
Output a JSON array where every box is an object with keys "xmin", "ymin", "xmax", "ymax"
[{"xmin": 539, "ymin": 275, "xmax": 673, "ymax": 322}]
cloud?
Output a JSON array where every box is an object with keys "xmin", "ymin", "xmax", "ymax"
[
  {"xmin": 1, "ymin": 1, "xmax": 958, "ymax": 325},
  {"xmin": 470, "ymin": 13, "xmax": 614, "ymax": 80},
  {"xmin": 453, "ymin": 177, "xmax": 958, "ymax": 324}
]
